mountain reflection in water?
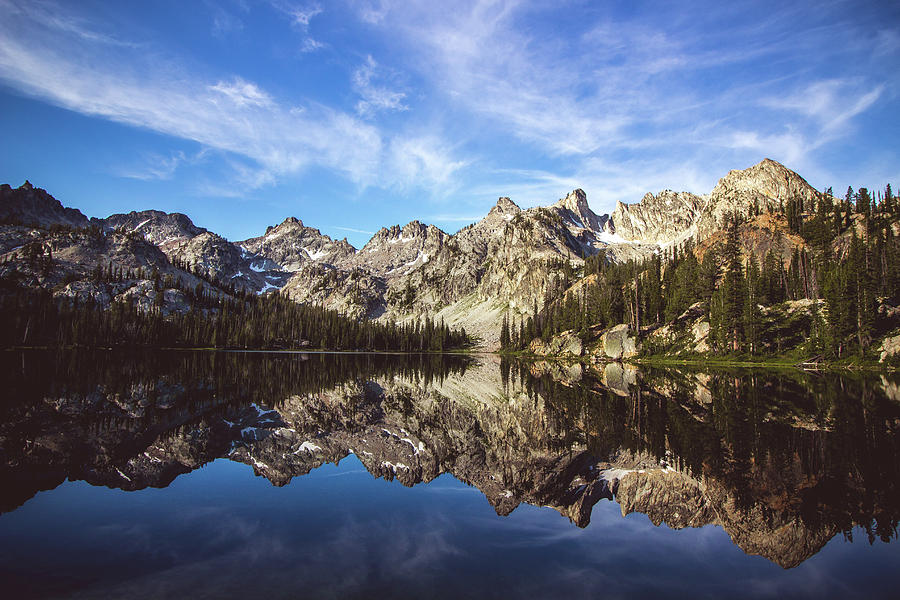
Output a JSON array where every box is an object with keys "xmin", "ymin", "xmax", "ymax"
[{"xmin": 1, "ymin": 350, "xmax": 898, "ymax": 596}]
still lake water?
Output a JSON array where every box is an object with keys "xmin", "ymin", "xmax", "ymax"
[{"xmin": 1, "ymin": 350, "xmax": 898, "ymax": 599}]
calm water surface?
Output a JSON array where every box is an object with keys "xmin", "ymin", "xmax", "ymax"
[{"xmin": 0, "ymin": 350, "xmax": 898, "ymax": 599}]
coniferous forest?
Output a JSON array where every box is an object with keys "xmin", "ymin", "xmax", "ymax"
[
  {"xmin": 0, "ymin": 267, "xmax": 470, "ymax": 352},
  {"xmin": 500, "ymin": 184, "xmax": 900, "ymax": 361}
]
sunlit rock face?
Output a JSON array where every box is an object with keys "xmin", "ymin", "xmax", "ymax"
[
  {"xmin": 610, "ymin": 190, "xmax": 705, "ymax": 245},
  {"xmin": 3, "ymin": 351, "xmax": 898, "ymax": 569},
  {"xmin": 97, "ymin": 210, "xmax": 207, "ymax": 254},
  {"xmin": 239, "ymin": 217, "xmax": 356, "ymax": 272},
  {"xmin": 697, "ymin": 158, "xmax": 824, "ymax": 239}
]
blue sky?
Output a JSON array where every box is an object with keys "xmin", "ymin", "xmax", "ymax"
[{"xmin": 1, "ymin": 0, "xmax": 898, "ymax": 247}]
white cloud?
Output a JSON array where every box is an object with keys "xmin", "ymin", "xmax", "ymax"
[
  {"xmin": 269, "ymin": 1, "xmax": 326, "ymax": 53},
  {"xmin": 387, "ymin": 136, "xmax": 468, "ymax": 193},
  {"xmin": 353, "ymin": 0, "xmax": 391, "ymax": 24},
  {"xmin": 1, "ymin": 0, "xmax": 139, "ymax": 47},
  {"xmin": 289, "ymin": 3, "xmax": 322, "ymax": 27},
  {"xmin": 352, "ymin": 0, "xmax": 889, "ymax": 201},
  {"xmin": 300, "ymin": 37, "xmax": 326, "ymax": 52},
  {"xmin": 116, "ymin": 148, "xmax": 213, "ymax": 182},
  {"xmin": 268, "ymin": 1, "xmax": 322, "ymax": 28},
  {"xmin": 0, "ymin": 0, "xmax": 892, "ymax": 215},
  {"xmin": 0, "ymin": 2, "xmax": 472, "ymax": 197},
  {"xmin": 117, "ymin": 151, "xmax": 186, "ymax": 181},
  {"xmin": 760, "ymin": 79, "xmax": 885, "ymax": 138},
  {"xmin": 352, "ymin": 55, "xmax": 408, "ymax": 117},
  {"xmin": 209, "ymin": 78, "xmax": 273, "ymax": 108},
  {"xmin": 333, "ymin": 226, "xmax": 376, "ymax": 234},
  {"xmin": 212, "ymin": 9, "xmax": 244, "ymax": 38},
  {"xmin": 0, "ymin": 24, "xmax": 385, "ymax": 190}
]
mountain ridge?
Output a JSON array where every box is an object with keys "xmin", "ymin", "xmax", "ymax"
[{"xmin": 0, "ymin": 158, "xmax": 828, "ymax": 347}]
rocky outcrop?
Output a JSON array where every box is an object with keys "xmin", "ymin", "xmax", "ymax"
[
  {"xmin": 606, "ymin": 467, "xmax": 836, "ymax": 569},
  {"xmin": 347, "ymin": 220, "xmax": 447, "ymax": 278},
  {"xmin": 280, "ymin": 262, "xmax": 387, "ymax": 319},
  {"xmin": 239, "ymin": 217, "xmax": 355, "ymax": 271},
  {"xmin": 596, "ymin": 324, "xmax": 639, "ymax": 359},
  {"xmin": 599, "ymin": 361, "xmax": 638, "ymax": 395},
  {"xmin": 97, "ymin": 210, "xmax": 206, "ymax": 254},
  {"xmin": 554, "ymin": 188, "xmax": 609, "ymax": 234},
  {"xmin": 879, "ymin": 332, "xmax": 900, "ymax": 363},
  {"xmin": 171, "ymin": 231, "xmax": 287, "ymax": 294},
  {"xmin": 610, "ymin": 468, "xmax": 715, "ymax": 528},
  {"xmin": 529, "ymin": 331, "xmax": 584, "ymax": 357},
  {"xmin": 0, "ymin": 182, "xmax": 89, "ymax": 228},
  {"xmin": 646, "ymin": 303, "xmax": 710, "ymax": 355},
  {"xmin": 0, "ymin": 223, "xmax": 226, "ymax": 314},
  {"xmin": 610, "ymin": 190, "xmax": 705, "ymax": 245}
]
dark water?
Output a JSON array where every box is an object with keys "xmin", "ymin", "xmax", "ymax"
[{"xmin": 1, "ymin": 351, "xmax": 898, "ymax": 599}]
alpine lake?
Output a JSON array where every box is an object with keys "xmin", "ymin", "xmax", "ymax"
[{"xmin": 1, "ymin": 350, "xmax": 898, "ymax": 599}]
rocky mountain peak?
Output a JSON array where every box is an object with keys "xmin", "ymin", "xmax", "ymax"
[
  {"xmin": 0, "ymin": 181, "xmax": 89, "ymax": 228},
  {"xmin": 553, "ymin": 188, "xmax": 606, "ymax": 232},
  {"xmin": 98, "ymin": 210, "xmax": 206, "ymax": 253},
  {"xmin": 240, "ymin": 216, "xmax": 356, "ymax": 273},
  {"xmin": 490, "ymin": 197, "xmax": 521, "ymax": 217},
  {"xmin": 348, "ymin": 219, "xmax": 447, "ymax": 280},
  {"xmin": 697, "ymin": 158, "xmax": 823, "ymax": 239},
  {"xmin": 400, "ymin": 220, "xmax": 432, "ymax": 239},
  {"xmin": 710, "ymin": 158, "xmax": 818, "ymax": 201},
  {"xmin": 556, "ymin": 188, "xmax": 588, "ymax": 214}
]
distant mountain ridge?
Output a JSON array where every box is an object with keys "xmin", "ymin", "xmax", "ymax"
[{"xmin": 0, "ymin": 158, "xmax": 826, "ymax": 346}]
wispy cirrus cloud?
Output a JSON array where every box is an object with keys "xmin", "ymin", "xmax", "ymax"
[
  {"xmin": 209, "ymin": 78, "xmax": 274, "ymax": 108},
  {"xmin": 0, "ymin": 32, "xmax": 380, "ymax": 184},
  {"xmin": 333, "ymin": 226, "xmax": 375, "ymax": 235},
  {"xmin": 0, "ymin": 0, "xmax": 472, "ymax": 198},
  {"xmin": 211, "ymin": 8, "xmax": 244, "ymax": 38},
  {"xmin": 348, "ymin": 0, "xmax": 892, "ymax": 209},
  {"xmin": 1, "ymin": 0, "xmax": 139, "ymax": 47},
  {"xmin": 0, "ymin": 0, "xmax": 895, "ymax": 229},
  {"xmin": 352, "ymin": 55, "xmax": 408, "ymax": 117},
  {"xmin": 760, "ymin": 79, "xmax": 884, "ymax": 139},
  {"xmin": 269, "ymin": 1, "xmax": 326, "ymax": 51},
  {"xmin": 117, "ymin": 151, "xmax": 187, "ymax": 181},
  {"xmin": 386, "ymin": 135, "xmax": 468, "ymax": 194}
]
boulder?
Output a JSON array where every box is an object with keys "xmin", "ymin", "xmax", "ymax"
[
  {"xmin": 879, "ymin": 333, "xmax": 900, "ymax": 363},
  {"xmin": 599, "ymin": 324, "xmax": 639, "ymax": 359},
  {"xmin": 528, "ymin": 330, "xmax": 583, "ymax": 357}
]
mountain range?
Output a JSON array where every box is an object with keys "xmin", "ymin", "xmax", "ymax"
[{"xmin": 0, "ymin": 158, "xmax": 825, "ymax": 347}]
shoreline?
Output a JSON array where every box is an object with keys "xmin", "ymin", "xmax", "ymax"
[
  {"xmin": 5, "ymin": 344, "xmax": 897, "ymax": 372},
  {"xmin": 496, "ymin": 350, "xmax": 898, "ymax": 373}
]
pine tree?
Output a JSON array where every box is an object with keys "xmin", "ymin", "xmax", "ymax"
[{"xmin": 500, "ymin": 314, "xmax": 510, "ymax": 350}]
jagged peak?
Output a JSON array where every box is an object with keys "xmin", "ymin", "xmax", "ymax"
[
  {"xmin": 554, "ymin": 189, "xmax": 588, "ymax": 214},
  {"xmin": 490, "ymin": 196, "xmax": 521, "ymax": 216}
]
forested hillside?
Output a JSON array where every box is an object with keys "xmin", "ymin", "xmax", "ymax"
[{"xmin": 502, "ymin": 184, "xmax": 900, "ymax": 362}]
